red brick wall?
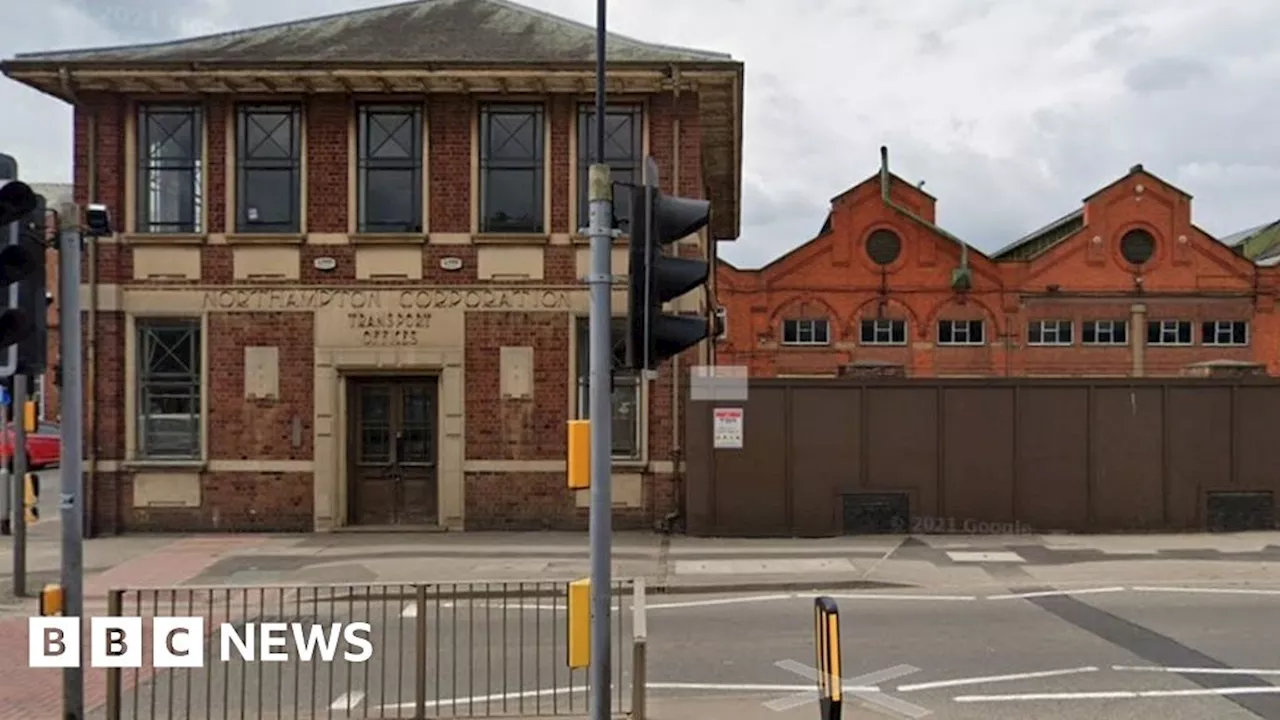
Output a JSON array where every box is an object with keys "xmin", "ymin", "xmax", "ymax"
[
  {"xmin": 718, "ymin": 170, "xmax": 1278, "ymax": 378},
  {"xmin": 75, "ymin": 88, "xmax": 704, "ymax": 533}
]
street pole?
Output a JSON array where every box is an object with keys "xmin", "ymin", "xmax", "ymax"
[
  {"xmin": 12, "ymin": 373, "xmax": 26, "ymax": 597},
  {"xmin": 59, "ymin": 225, "xmax": 84, "ymax": 717},
  {"xmin": 588, "ymin": 0, "xmax": 613, "ymax": 719},
  {"xmin": 1, "ymin": 395, "xmax": 9, "ymax": 539}
]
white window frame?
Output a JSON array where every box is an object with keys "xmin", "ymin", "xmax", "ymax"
[
  {"xmin": 937, "ymin": 319, "xmax": 985, "ymax": 346},
  {"xmin": 1027, "ymin": 320, "xmax": 1073, "ymax": 346},
  {"xmin": 859, "ymin": 319, "xmax": 907, "ymax": 346},
  {"xmin": 1147, "ymin": 319, "xmax": 1193, "ymax": 346},
  {"xmin": 781, "ymin": 318, "xmax": 830, "ymax": 346},
  {"xmin": 574, "ymin": 317, "xmax": 641, "ymax": 461},
  {"xmin": 1202, "ymin": 320, "xmax": 1249, "ymax": 347},
  {"xmin": 714, "ymin": 306, "xmax": 728, "ymax": 341},
  {"xmin": 1082, "ymin": 320, "xmax": 1128, "ymax": 346}
]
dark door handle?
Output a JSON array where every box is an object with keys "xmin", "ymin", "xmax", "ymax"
[{"xmin": 395, "ymin": 431, "xmax": 405, "ymax": 464}]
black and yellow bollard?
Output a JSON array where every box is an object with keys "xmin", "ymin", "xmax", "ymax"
[{"xmin": 814, "ymin": 596, "xmax": 842, "ymax": 720}]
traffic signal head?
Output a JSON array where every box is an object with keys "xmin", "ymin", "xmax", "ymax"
[
  {"xmin": 627, "ymin": 185, "xmax": 713, "ymax": 371},
  {"xmin": 0, "ymin": 180, "xmax": 36, "ymax": 227},
  {"xmin": 0, "ymin": 182, "xmax": 46, "ymax": 378}
]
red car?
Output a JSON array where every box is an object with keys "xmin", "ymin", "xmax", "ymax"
[{"xmin": 0, "ymin": 422, "xmax": 61, "ymax": 470}]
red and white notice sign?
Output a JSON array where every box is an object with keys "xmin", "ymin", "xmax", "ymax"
[{"xmin": 713, "ymin": 407, "xmax": 744, "ymax": 449}]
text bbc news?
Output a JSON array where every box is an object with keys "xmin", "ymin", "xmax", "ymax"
[{"xmin": 28, "ymin": 617, "xmax": 374, "ymax": 668}]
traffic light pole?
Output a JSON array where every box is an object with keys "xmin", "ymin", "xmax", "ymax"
[
  {"xmin": 12, "ymin": 374, "xmax": 27, "ymax": 597},
  {"xmin": 588, "ymin": 1, "xmax": 613, "ymax": 719},
  {"xmin": 59, "ymin": 225, "xmax": 84, "ymax": 717}
]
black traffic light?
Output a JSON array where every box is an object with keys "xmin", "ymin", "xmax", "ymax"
[
  {"xmin": 14, "ymin": 194, "xmax": 48, "ymax": 374},
  {"xmin": 0, "ymin": 179, "xmax": 43, "ymax": 378},
  {"xmin": 626, "ymin": 184, "xmax": 713, "ymax": 371}
]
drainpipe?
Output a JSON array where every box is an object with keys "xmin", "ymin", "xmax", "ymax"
[
  {"xmin": 663, "ymin": 69, "xmax": 683, "ymax": 533},
  {"xmin": 878, "ymin": 146, "xmax": 972, "ymax": 291},
  {"xmin": 61, "ymin": 67, "xmax": 100, "ymax": 536},
  {"xmin": 1130, "ymin": 303, "xmax": 1146, "ymax": 377}
]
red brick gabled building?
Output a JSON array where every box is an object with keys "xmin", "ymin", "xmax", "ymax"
[
  {"xmin": 2, "ymin": 0, "xmax": 743, "ymax": 534},
  {"xmin": 716, "ymin": 148, "xmax": 1280, "ymax": 378}
]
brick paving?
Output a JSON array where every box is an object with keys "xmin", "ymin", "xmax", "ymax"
[{"xmin": 0, "ymin": 535, "xmax": 271, "ymax": 720}]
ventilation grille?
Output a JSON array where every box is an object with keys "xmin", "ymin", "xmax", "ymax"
[{"xmin": 842, "ymin": 493, "xmax": 909, "ymax": 534}]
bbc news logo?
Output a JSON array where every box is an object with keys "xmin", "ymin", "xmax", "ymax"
[{"xmin": 29, "ymin": 617, "xmax": 374, "ymax": 668}]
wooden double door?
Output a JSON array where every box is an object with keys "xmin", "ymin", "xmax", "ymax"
[{"xmin": 347, "ymin": 377, "xmax": 438, "ymax": 526}]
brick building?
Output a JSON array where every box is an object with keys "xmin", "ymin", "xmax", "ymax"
[
  {"xmin": 716, "ymin": 147, "xmax": 1280, "ymax": 378},
  {"xmin": 1, "ymin": 0, "xmax": 743, "ymax": 534}
]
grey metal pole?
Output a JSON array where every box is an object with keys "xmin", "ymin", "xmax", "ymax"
[
  {"xmin": 1, "ymin": 400, "xmax": 9, "ymax": 538},
  {"xmin": 588, "ymin": 1, "xmax": 613, "ymax": 719},
  {"xmin": 59, "ymin": 226, "xmax": 84, "ymax": 717},
  {"xmin": 12, "ymin": 373, "xmax": 26, "ymax": 597}
]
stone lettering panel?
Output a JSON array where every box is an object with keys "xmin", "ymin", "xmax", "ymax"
[{"xmin": 201, "ymin": 287, "xmax": 571, "ymax": 312}]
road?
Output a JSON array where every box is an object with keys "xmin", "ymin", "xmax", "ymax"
[{"xmin": 89, "ymin": 583, "xmax": 1280, "ymax": 719}]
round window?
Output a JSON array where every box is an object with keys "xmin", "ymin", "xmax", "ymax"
[
  {"xmin": 1120, "ymin": 229, "xmax": 1156, "ymax": 265},
  {"xmin": 866, "ymin": 229, "xmax": 902, "ymax": 266}
]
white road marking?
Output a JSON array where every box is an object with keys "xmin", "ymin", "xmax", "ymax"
[
  {"xmin": 374, "ymin": 687, "xmax": 582, "ymax": 711},
  {"xmin": 1131, "ymin": 585, "xmax": 1280, "ymax": 596},
  {"xmin": 946, "ymin": 551, "xmax": 1025, "ymax": 563},
  {"xmin": 401, "ymin": 601, "xmax": 563, "ymax": 617},
  {"xmin": 651, "ymin": 682, "xmax": 880, "ymax": 693},
  {"xmin": 987, "ymin": 587, "xmax": 1125, "ymax": 600},
  {"xmin": 1113, "ymin": 665, "xmax": 1280, "ymax": 676},
  {"xmin": 825, "ymin": 593, "xmax": 976, "ymax": 601},
  {"xmin": 328, "ymin": 691, "xmax": 365, "ymax": 711},
  {"xmin": 955, "ymin": 686, "xmax": 1280, "ymax": 702},
  {"xmin": 897, "ymin": 666, "xmax": 1099, "ymax": 692},
  {"xmin": 646, "ymin": 593, "xmax": 795, "ymax": 610}
]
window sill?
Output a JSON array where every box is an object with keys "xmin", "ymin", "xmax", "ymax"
[
  {"xmin": 122, "ymin": 233, "xmax": 207, "ymax": 245},
  {"xmin": 350, "ymin": 233, "xmax": 427, "ymax": 245},
  {"xmin": 225, "ymin": 233, "xmax": 305, "ymax": 245},
  {"xmin": 570, "ymin": 233, "xmax": 630, "ymax": 246},
  {"xmin": 612, "ymin": 458, "xmax": 646, "ymax": 469},
  {"xmin": 473, "ymin": 233, "xmax": 550, "ymax": 245},
  {"xmin": 121, "ymin": 459, "xmax": 207, "ymax": 472}
]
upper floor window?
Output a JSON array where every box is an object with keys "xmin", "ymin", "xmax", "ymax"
[
  {"xmin": 860, "ymin": 319, "xmax": 906, "ymax": 345},
  {"xmin": 357, "ymin": 105, "xmax": 423, "ymax": 233},
  {"xmin": 479, "ymin": 104, "xmax": 544, "ymax": 234},
  {"xmin": 937, "ymin": 319, "xmax": 984, "ymax": 346},
  {"xmin": 782, "ymin": 318, "xmax": 829, "ymax": 346},
  {"xmin": 714, "ymin": 306, "xmax": 728, "ymax": 342},
  {"xmin": 137, "ymin": 105, "xmax": 203, "ymax": 234},
  {"xmin": 137, "ymin": 318, "xmax": 201, "ymax": 459},
  {"xmin": 236, "ymin": 105, "xmax": 302, "ymax": 233},
  {"xmin": 1082, "ymin": 320, "xmax": 1128, "ymax": 345},
  {"xmin": 1147, "ymin": 320, "xmax": 1192, "ymax": 346},
  {"xmin": 577, "ymin": 105, "xmax": 643, "ymax": 233},
  {"xmin": 575, "ymin": 318, "xmax": 640, "ymax": 459},
  {"xmin": 1202, "ymin": 320, "xmax": 1248, "ymax": 346},
  {"xmin": 1027, "ymin": 320, "xmax": 1073, "ymax": 346}
]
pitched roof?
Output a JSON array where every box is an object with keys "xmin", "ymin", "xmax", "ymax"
[
  {"xmin": 9, "ymin": 0, "xmax": 733, "ymax": 66},
  {"xmin": 991, "ymin": 209, "xmax": 1085, "ymax": 261}
]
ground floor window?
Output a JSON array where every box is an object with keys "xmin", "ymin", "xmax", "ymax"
[
  {"xmin": 136, "ymin": 318, "xmax": 202, "ymax": 459},
  {"xmin": 574, "ymin": 317, "xmax": 641, "ymax": 459}
]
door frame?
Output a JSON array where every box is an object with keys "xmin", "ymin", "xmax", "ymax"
[{"xmin": 344, "ymin": 373, "xmax": 441, "ymax": 527}]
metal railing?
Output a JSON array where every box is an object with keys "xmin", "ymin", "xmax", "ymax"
[{"xmin": 100, "ymin": 579, "xmax": 644, "ymax": 720}]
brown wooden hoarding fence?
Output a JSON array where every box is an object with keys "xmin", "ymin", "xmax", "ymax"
[{"xmin": 684, "ymin": 379, "xmax": 1280, "ymax": 536}]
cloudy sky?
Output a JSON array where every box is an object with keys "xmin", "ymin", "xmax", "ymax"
[{"xmin": 3, "ymin": 0, "xmax": 1279, "ymax": 268}]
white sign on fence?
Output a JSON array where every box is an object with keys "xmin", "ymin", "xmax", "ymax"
[{"xmin": 713, "ymin": 407, "xmax": 744, "ymax": 449}]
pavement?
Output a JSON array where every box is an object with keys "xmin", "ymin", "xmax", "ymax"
[{"xmin": 0, "ymin": 480, "xmax": 1278, "ymax": 717}]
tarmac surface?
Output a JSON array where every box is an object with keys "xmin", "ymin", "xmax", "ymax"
[
  {"xmin": 85, "ymin": 584, "xmax": 1280, "ymax": 720},
  {"xmin": 4, "ymin": 498, "xmax": 1280, "ymax": 718}
]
